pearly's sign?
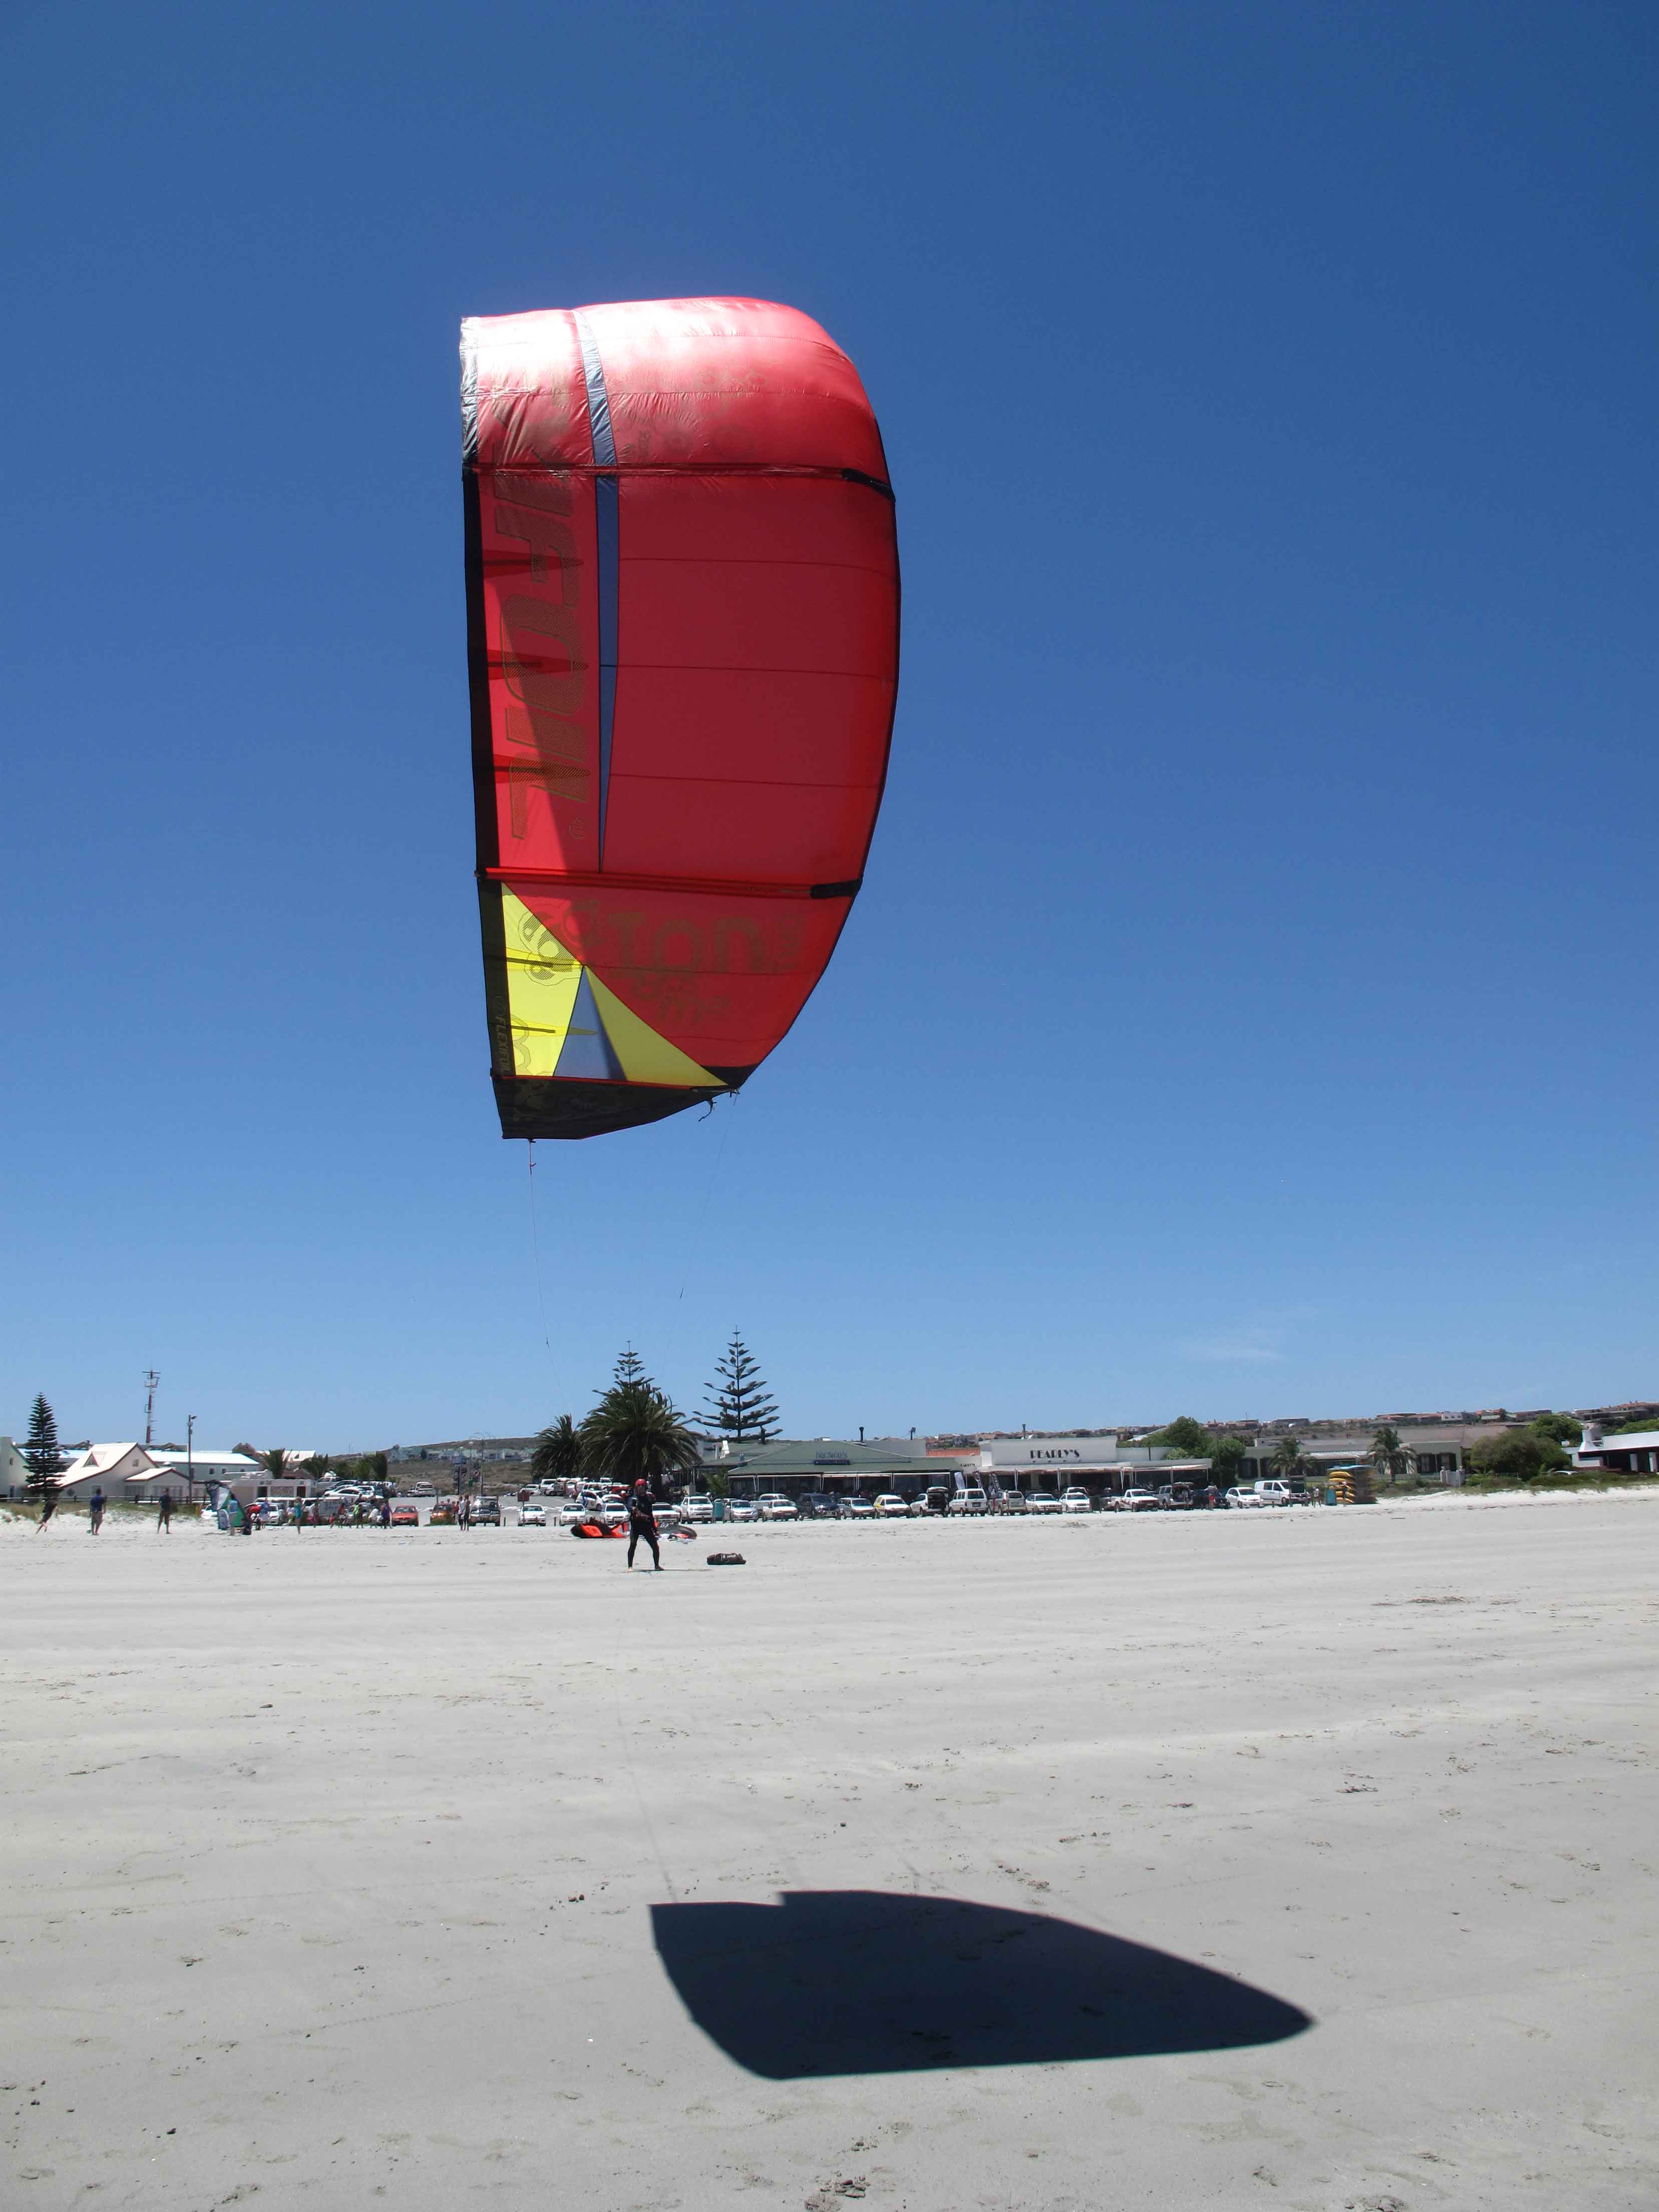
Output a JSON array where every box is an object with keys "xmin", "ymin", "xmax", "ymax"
[{"xmin": 979, "ymin": 1435, "xmax": 1121, "ymax": 1472}]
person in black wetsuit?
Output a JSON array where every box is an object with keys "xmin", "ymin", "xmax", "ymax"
[{"xmin": 626, "ymin": 1480, "xmax": 661, "ymax": 1571}]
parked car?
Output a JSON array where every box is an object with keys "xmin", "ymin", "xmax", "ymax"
[
  {"xmin": 727, "ymin": 1500, "xmax": 758, "ymax": 1522},
  {"xmin": 518, "ymin": 1502, "xmax": 547, "ymax": 1527},
  {"xmin": 872, "ymin": 1493, "xmax": 910, "ymax": 1516},
  {"xmin": 1156, "ymin": 1485, "xmax": 1194, "ymax": 1510},
  {"xmin": 843, "ymin": 1497, "xmax": 876, "ymax": 1518},
  {"xmin": 792, "ymin": 1492, "xmax": 840, "ymax": 1519},
  {"xmin": 948, "ymin": 1488, "xmax": 989, "ymax": 1515},
  {"xmin": 390, "ymin": 1503, "xmax": 420, "ymax": 1527},
  {"xmin": 1224, "ymin": 1485, "xmax": 1270, "ymax": 1509},
  {"xmin": 1026, "ymin": 1491, "xmax": 1062, "ymax": 1514},
  {"xmin": 1061, "ymin": 1488, "xmax": 1093, "ymax": 1514},
  {"xmin": 409, "ymin": 1482, "xmax": 437, "ymax": 1497},
  {"xmin": 999, "ymin": 1490, "xmax": 1028, "ymax": 1514},
  {"xmin": 1117, "ymin": 1488, "xmax": 1160, "ymax": 1511},
  {"xmin": 756, "ymin": 1494, "xmax": 798, "ymax": 1520},
  {"xmin": 1252, "ymin": 1479, "xmax": 1294, "ymax": 1505},
  {"xmin": 555, "ymin": 1501, "xmax": 589, "ymax": 1526},
  {"xmin": 680, "ymin": 1495, "xmax": 715, "ymax": 1522},
  {"xmin": 429, "ymin": 1501, "xmax": 457, "ymax": 1524},
  {"xmin": 922, "ymin": 1485, "xmax": 953, "ymax": 1515},
  {"xmin": 473, "ymin": 1497, "xmax": 502, "ymax": 1525}
]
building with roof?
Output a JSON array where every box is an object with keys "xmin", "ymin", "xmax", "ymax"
[
  {"xmin": 695, "ymin": 1438, "xmax": 973, "ymax": 1500},
  {"xmin": 47, "ymin": 1443, "xmax": 265, "ymax": 1502},
  {"xmin": 1, "ymin": 1435, "xmax": 33, "ymax": 1501},
  {"xmin": 144, "ymin": 1447, "xmax": 265, "ymax": 1499},
  {"xmin": 52, "ymin": 1443, "xmax": 163, "ymax": 1499},
  {"xmin": 1234, "ymin": 1427, "xmax": 1471, "ymax": 1482},
  {"xmin": 977, "ymin": 1436, "xmax": 1226, "ymax": 1498},
  {"xmin": 1571, "ymin": 1425, "xmax": 1659, "ymax": 1476}
]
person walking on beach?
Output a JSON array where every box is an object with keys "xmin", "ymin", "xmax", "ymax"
[
  {"xmin": 156, "ymin": 1490, "xmax": 172, "ymax": 1533},
  {"xmin": 37, "ymin": 1484, "xmax": 58, "ymax": 1531},
  {"xmin": 626, "ymin": 1479, "xmax": 662, "ymax": 1571},
  {"xmin": 89, "ymin": 1486, "xmax": 106, "ymax": 1535}
]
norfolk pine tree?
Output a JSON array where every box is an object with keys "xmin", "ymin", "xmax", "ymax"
[
  {"xmin": 24, "ymin": 1394, "xmax": 65, "ymax": 1510},
  {"xmin": 698, "ymin": 1333, "xmax": 779, "ymax": 1442}
]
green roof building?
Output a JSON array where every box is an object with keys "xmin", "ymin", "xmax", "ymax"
[{"xmin": 695, "ymin": 1439, "xmax": 974, "ymax": 1498}]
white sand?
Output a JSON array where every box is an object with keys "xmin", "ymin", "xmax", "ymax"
[{"xmin": 3, "ymin": 1494, "xmax": 1656, "ymax": 2210}]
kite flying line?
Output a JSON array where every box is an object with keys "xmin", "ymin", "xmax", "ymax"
[
  {"xmin": 679, "ymin": 1101, "xmax": 733, "ymax": 1306},
  {"xmin": 526, "ymin": 1140, "xmax": 556, "ymax": 1367}
]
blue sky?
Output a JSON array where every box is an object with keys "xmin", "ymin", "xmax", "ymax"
[{"xmin": 2, "ymin": 1, "xmax": 1653, "ymax": 1449}]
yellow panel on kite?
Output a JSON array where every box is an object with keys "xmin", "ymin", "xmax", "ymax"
[
  {"xmin": 586, "ymin": 969, "xmax": 720, "ymax": 1087},
  {"xmin": 500, "ymin": 891, "xmax": 581, "ymax": 1076}
]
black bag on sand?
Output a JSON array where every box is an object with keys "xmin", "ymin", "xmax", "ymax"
[{"xmin": 706, "ymin": 1552, "xmax": 746, "ymax": 1566}]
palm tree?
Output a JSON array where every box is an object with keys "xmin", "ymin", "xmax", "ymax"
[
  {"xmin": 261, "ymin": 1447, "xmax": 290, "ymax": 1481},
  {"xmin": 1368, "ymin": 1426, "xmax": 1414, "ymax": 1488},
  {"xmin": 580, "ymin": 1379, "xmax": 702, "ymax": 1498},
  {"xmin": 530, "ymin": 1414, "xmax": 583, "ymax": 1488},
  {"xmin": 1268, "ymin": 1433, "xmax": 1313, "ymax": 1481}
]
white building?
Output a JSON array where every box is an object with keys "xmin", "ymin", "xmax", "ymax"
[
  {"xmin": 1572, "ymin": 1425, "xmax": 1659, "ymax": 1476},
  {"xmin": 979, "ymin": 1433, "xmax": 1123, "ymax": 1474},
  {"xmin": 144, "ymin": 1447, "xmax": 267, "ymax": 1498},
  {"xmin": 976, "ymin": 1435, "xmax": 1211, "ymax": 1497},
  {"xmin": 53, "ymin": 1443, "xmax": 164, "ymax": 1499},
  {"xmin": 50, "ymin": 1444, "xmax": 271, "ymax": 1503},
  {"xmin": 1, "ymin": 1436, "xmax": 33, "ymax": 1500}
]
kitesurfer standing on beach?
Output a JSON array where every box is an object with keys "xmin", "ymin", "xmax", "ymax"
[{"xmin": 626, "ymin": 1480, "xmax": 662, "ymax": 1571}]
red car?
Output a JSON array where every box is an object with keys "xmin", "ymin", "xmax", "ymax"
[{"xmin": 390, "ymin": 1503, "xmax": 420, "ymax": 1527}]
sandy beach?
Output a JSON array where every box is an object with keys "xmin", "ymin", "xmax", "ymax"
[{"xmin": 3, "ymin": 1492, "xmax": 1655, "ymax": 2210}]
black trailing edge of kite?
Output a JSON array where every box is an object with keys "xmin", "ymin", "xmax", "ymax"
[{"xmin": 493, "ymin": 1077, "xmax": 730, "ymax": 1142}]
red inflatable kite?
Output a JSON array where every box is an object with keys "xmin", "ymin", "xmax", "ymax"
[{"xmin": 461, "ymin": 297, "xmax": 899, "ymax": 1140}]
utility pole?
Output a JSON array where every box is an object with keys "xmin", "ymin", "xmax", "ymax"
[
  {"xmin": 144, "ymin": 1370, "xmax": 160, "ymax": 1449},
  {"xmin": 186, "ymin": 1413, "xmax": 195, "ymax": 1505}
]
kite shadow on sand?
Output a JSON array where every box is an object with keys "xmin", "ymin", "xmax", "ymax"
[{"xmin": 651, "ymin": 1889, "xmax": 1312, "ymax": 2078}]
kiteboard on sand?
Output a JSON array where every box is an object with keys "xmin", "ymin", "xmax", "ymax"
[{"xmin": 570, "ymin": 1522, "xmax": 697, "ymax": 1542}]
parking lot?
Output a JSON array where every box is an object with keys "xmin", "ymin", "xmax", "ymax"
[{"xmin": 238, "ymin": 1479, "xmax": 1327, "ymax": 1530}]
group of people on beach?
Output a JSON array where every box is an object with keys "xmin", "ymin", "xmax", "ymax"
[
  {"xmin": 36, "ymin": 1487, "xmax": 174, "ymax": 1533},
  {"xmin": 35, "ymin": 1477, "xmax": 667, "ymax": 1561}
]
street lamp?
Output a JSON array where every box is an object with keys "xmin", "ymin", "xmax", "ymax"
[{"xmin": 186, "ymin": 1414, "xmax": 196, "ymax": 1505}]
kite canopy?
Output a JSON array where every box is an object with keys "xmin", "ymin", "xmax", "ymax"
[{"xmin": 460, "ymin": 297, "xmax": 900, "ymax": 1140}]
